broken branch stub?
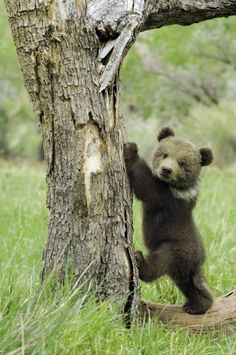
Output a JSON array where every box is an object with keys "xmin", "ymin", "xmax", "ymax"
[
  {"xmin": 99, "ymin": 14, "xmax": 142, "ymax": 92},
  {"xmin": 87, "ymin": 0, "xmax": 146, "ymax": 91}
]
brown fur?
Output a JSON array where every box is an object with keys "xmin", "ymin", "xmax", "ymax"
[{"xmin": 124, "ymin": 127, "xmax": 214, "ymax": 314}]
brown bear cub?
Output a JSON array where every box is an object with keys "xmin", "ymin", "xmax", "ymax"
[{"xmin": 124, "ymin": 127, "xmax": 214, "ymax": 314}]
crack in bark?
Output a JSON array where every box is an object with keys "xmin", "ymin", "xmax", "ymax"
[
  {"xmin": 45, "ymin": 61, "xmax": 56, "ymax": 176},
  {"xmin": 123, "ymin": 208, "xmax": 135, "ymax": 326}
]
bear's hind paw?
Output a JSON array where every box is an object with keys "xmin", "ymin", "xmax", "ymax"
[{"xmin": 183, "ymin": 301, "xmax": 212, "ymax": 315}]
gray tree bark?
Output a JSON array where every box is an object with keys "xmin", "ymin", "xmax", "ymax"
[
  {"xmin": 143, "ymin": 0, "xmax": 236, "ymax": 30},
  {"xmin": 4, "ymin": 0, "xmax": 236, "ymax": 318}
]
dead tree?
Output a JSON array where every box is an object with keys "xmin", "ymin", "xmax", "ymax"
[{"xmin": 4, "ymin": 0, "xmax": 236, "ymax": 326}]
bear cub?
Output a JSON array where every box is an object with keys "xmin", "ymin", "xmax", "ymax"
[{"xmin": 124, "ymin": 127, "xmax": 214, "ymax": 314}]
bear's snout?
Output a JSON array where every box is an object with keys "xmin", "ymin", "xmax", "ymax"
[{"xmin": 161, "ymin": 166, "xmax": 172, "ymax": 176}]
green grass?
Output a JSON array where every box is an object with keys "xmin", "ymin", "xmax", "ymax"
[{"xmin": 0, "ymin": 162, "xmax": 236, "ymax": 354}]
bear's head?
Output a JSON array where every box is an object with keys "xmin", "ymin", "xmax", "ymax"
[{"xmin": 152, "ymin": 127, "xmax": 213, "ymax": 191}]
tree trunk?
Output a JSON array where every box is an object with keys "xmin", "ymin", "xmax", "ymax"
[{"xmin": 4, "ymin": 1, "xmax": 140, "ymax": 315}]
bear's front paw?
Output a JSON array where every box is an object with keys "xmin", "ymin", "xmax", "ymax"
[
  {"xmin": 135, "ymin": 250, "xmax": 144, "ymax": 267},
  {"xmin": 124, "ymin": 142, "xmax": 138, "ymax": 164}
]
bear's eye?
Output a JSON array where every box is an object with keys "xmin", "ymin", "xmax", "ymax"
[
  {"xmin": 163, "ymin": 153, "xmax": 168, "ymax": 159},
  {"xmin": 178, "ymin": 161, "xmax": 185, "ymax": 167}
]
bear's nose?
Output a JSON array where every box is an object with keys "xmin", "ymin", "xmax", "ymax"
[{"xmin": 162, "ymin": 167, "xmax": 172, "ymax": 176}]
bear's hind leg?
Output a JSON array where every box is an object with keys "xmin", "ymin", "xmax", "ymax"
[
  {"xmin": 175, "ymin": 271, "xmax": 213, "ymax": 314},
  {"xmin": 135, "ymin": 245, "xmax": 173, "ymax": 282}
]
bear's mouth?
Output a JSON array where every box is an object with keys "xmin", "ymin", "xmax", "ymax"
[
  {"xmin": 158, "ymin": 171, "xmax": 173, "ymax": 182},
  {"xmin": 160, "ymin": 173, "xmax": 171, "ymax": 180},
  {"xmin": 156, "ymin": 170, "xmax": 180, "ymax": 187},
  {"xmin": 153, "ymin": 169, "xmax": 176, "ymax": 183}
]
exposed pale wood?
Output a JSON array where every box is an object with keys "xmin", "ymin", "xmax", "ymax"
[{"xmin": 141, "ymin": 290, "xmax": 236, "ymax": 332}]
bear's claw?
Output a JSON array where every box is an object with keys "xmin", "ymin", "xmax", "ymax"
[{"xmin": 135, "ymin": 250, "xmax": 144, "ymax": 266}]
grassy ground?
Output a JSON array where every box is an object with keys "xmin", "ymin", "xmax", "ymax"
[{"xmin": 0, "ymin": 162, "xmax": 236, "ymax": 354}]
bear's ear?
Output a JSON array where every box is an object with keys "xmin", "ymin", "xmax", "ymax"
[
  {"xmin": 157, "ymin": 127, "xmax": 175, "ymax": 142},
  {"xmin": 199, "ymin": 148, "xmax": 213, "ymax": 166}
]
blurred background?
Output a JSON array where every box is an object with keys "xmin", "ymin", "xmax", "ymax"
[{"xmin": 1, "ymin": 3, "xmax": 236, "ymax": 166}]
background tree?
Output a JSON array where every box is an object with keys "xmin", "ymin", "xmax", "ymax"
[{"xmin": 4, "ymin": 0, "xmax": 236, "ymax": 320}]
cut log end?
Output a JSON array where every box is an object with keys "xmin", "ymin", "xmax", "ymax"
[{"xmin": 140, "ymin": 290, "xmax": 236, "ymax": 333}]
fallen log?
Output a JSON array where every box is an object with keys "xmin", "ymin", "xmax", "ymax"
[{"xmin": 141, "ymin": 290, "xmax": 236, "ymax": 333}]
